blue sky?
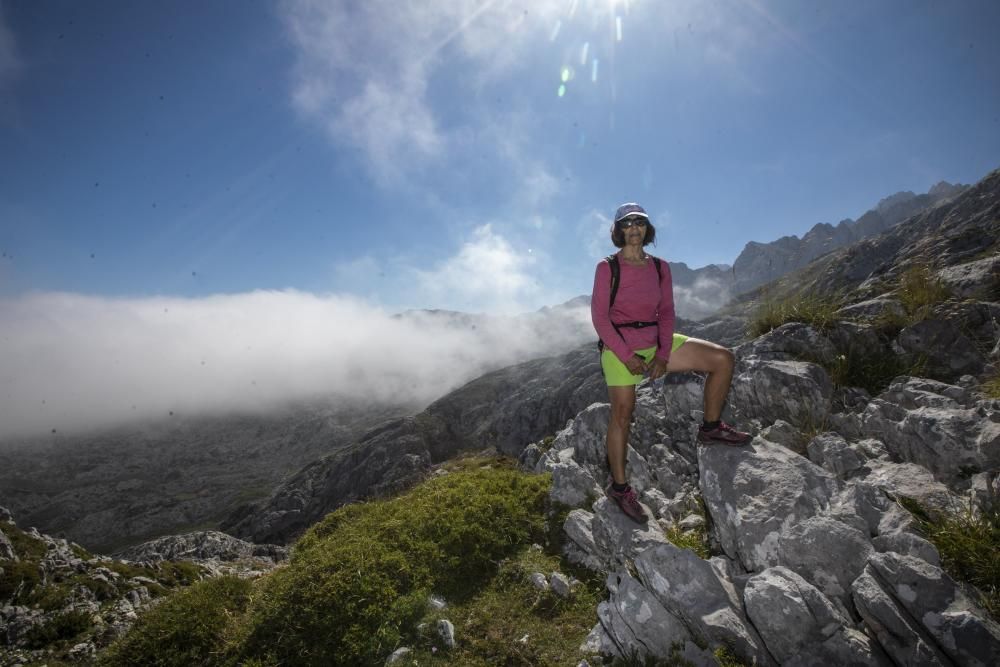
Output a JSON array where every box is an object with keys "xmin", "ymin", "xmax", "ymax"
[
  {"xmin": 1, "ymin": 0, "xmax": 997, "ymax": 312},
  {"xmin": 1, "ymin": 1, "xmax": 1000, "ymax": 437}
]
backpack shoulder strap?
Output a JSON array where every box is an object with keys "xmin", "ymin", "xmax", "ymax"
[
  {"xmin": 605, "ymin": 254, "xmax": 621, "ymax": 308},
  {"xmin": 652, "ymin": 256, "xmax": 662, "ymax": 281}
]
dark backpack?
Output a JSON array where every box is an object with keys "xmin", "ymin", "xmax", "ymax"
[{"xmin": 597, "ymin": 254, "xmax": 662, "ymax": 351}]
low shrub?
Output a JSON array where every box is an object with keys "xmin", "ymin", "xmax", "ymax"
[
  {"xmin": 23, "ymin": 610, "xmax": 92, "ymax": 649},
  {"xmin": 824, "ymin": 348, "xmax": 925, "ymax": 396},
  {"xmin": 896, "ymin": 264, "xmax": 952, "ymax": 321},
  {"xmin": 747, "ymin": 292, "xmax": 842, "ymax": 338},
  {"xmin": 98, "ymin": 576, "xmax": 253, "ymax": 667},
  {"xmin": 236, "ymin": 463, "xmax": 551, "ymax": 666}
]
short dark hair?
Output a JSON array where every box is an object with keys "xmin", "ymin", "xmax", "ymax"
[{"xmin": 610, "ymin": 220, "xmax": 656, "ymax": 248}]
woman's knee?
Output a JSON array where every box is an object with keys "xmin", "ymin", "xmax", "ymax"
[{"xmin": 609, "ymin": 401, "xmax": 635, "ymax": 429}]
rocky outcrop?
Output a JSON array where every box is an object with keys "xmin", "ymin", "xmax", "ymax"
[
  {"xmin": 526, "ymin": 312, "xmax": 999, "ymax": 665},
  {"xmin": 115, "ymin": 531, "xmax": 287, "ymax": 574},
  {"xmin": 0, "ymin": 508, "xmax": 282, "ymax": 665}
]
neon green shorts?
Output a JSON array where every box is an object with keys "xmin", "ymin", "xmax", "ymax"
[{"xmin": 601, "ymin": 334, "xmax": 689, "ymax": 386}]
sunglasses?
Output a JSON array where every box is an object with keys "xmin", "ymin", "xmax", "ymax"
[{"xmin": 617, "ymin": 217, "xmax": 648, "ymax": 228}]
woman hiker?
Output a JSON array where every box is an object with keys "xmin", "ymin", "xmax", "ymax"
[{"xmin": 591, "ymin": 202, "xmax": 751, "ymax": 523}]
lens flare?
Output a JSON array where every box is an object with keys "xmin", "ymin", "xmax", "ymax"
[
  {"xmin": 550, "ymin": 20, "xmax": 562, "ymax": 42},
  {"xmin": 580, "ymin": 41, "xmax": 590, "ymax": 65},
  {"xmin": 558, "ymin": 84, "xmax": 567, "ymax": 97},
  {"xmin": 561, "ymin": 66, "xmax": 574, "ymax": 82},
  {"xmin": 616, "ymin": 16, "xmax": 623, "ymax": 41},
  {"xmin": 592, "ymin": 58, "xmax": 599, "ymax": 82}
]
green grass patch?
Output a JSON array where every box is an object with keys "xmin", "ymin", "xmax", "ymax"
[
  {"xmin": 237, "ymin": 462, "xmax": 550, "ymax": 665},
  {"xmin": 747, "ymin": 291, "xmax": 843, "ymax": 338},
  {"xmin": 405, "ymin": 546, "xmax": 605, "ymax": 666},
  {"xmin": 895, "ymin": 264, "xmax": 952, "ymax": 322},
  {"xmin": 982, "ymin": 372, "xmax": 1000, "ymax": 400},
  {"xmin": 99, "ymin": 576, "xmax": 253, "ymax": 667},
  {"xmin": 22, "ymin": 610, "xmax": 92, "ymax": 650},
  {"xmin": 899, "ymin": 497, "xmax": 1000, "ymax": 621},
  {"xmin": 662, "ymin": 499, "xmax": 711, "ymax": 560},
  {"xmin": 822, "ymin": 348, "xmax": 925, "ymax": 396}
]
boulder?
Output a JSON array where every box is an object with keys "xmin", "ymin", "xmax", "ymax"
[
  {"xmin": 894, "ymin": 319, "xmax": 986, "ymax": 382},
  {"xmin": 735, "ymin": 323, "xmax": 838, "ymax": 365},
  {"xmin": 730, "ymin": 358, "xmax": 833, "ymax": 428},
  {"xmin": 806, "ymin": 432, "xmax": 867, "ymax": 478},
  {"xmin": 853, "ymin": 552, "xmax": 1000, "ymax": 667},
  {"xmin": 744, "ymin": 566, "xmax": 886, "ymax": 666},
  {"xmin": 699, "ymin": 439, "xmax": 840, "ymax": 572},
  {"xmin": 635, "ymin": 542, "xmax": 775, "ymax": 666},
  {"xmin": 776, "ymin": 514, "xmax": 873, "ymax": 606},
  {"xmin": 0, "ymin": 529, "xmax": 16, "ymax": 562},
  {"xmin": 597, "ymin": 569, "xmax": 692, "ymax": 660}
]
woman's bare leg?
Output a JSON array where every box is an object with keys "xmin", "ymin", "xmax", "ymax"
[
  {"xmin": 665, "ymin": 338, "xmax": 736, "ymax": 421},
  {"xmin": 606, "ymin": 384, "xmax": 637, "ymax": 484}
]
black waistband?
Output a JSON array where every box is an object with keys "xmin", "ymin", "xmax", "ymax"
[{"xmin": 613, "ymin": 321, "xmax": 658, "ymax": 329}]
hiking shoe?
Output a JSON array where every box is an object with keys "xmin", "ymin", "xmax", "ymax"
[
  {"xmin": 698, "ymin": 421, "xmax": 751, "ymax": 446},
  {"xmin": 605, "ymin": 483, "xmax": 649, "ymax": 523}
]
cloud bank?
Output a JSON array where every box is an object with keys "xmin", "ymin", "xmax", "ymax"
[{"xmin": 0, "ymin": 289, "xmax": 592, "ymax": 440}]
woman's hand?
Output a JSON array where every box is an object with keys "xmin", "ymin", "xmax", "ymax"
[
  {"xmin": 647, "ymin": 357, "xmax": 668, "ymax": 380},
  {"xmin": 624, "ymin": 354, "xmax": 648, "ymax": 376}
]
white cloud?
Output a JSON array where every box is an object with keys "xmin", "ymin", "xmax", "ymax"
[
  {"xmin": 411, "ymin": 225, "xmax": 539, "ymax": 313},
  {"xmin": 0, "ymin": 287, "xmax": 593, "ymax": 439},
  {"xmin": 280, "ymin": 0, "xmax": 564, "ymax": 190}
]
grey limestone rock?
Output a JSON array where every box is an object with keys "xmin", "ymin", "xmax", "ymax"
[
  {"xmin": 634, "ymin": 542, "xmax": 775, "ymax": 666},
  {"xmin": 736, "ymin": 322, "xmax": 838, "ymax": 365},
  {"xmin": 0, "ymin": 529, "xmax": 16, "ymax": 562},
  {"xmin": 744, "ymin": 566, "xmax": 886, "ymax": 666},
  {"xmin": 529, "ymin": 572, "xmax": 549, "ymax": 592},
  {"xmin": 548, "ymin": 460, "xmax": 602, "ymax": 508},
  {"xmin": 730, "ymin": 358, "xmax": 833, "ymax": 429},
  {"xmin": 550, "ymin": 572, "xmax": 573, "ymax": 598},
  {"xmin": 936, "ymin": 254, "xmax": 1000, "ymax": 299},
  {"xmin": 807, "ymin": 432, "xmax": 867, "ymax": 478},
  {"xmin": 115, "ymin": 530, "xmax": 287, "ymax": 564},
  {"xmin": 894, "ymin": 319, "xmax": 986, "ymax": 382},
  {"xmin": 776, "ymin": 514, "xmax": 873, "ymax": 606},
  {"xmin": 591, "ymin": 498, "xmax": 670, "ymax": 570},
  {"xmin": 699, "ymin": 439, "xmax": 840, "ymax": 572},
  {"xmin": 836, "ymin": 296, "xmax": 906, "ymax": 322},
  {"xmin": 759, "ymin": 418, "xmax": 805, "ymax": 453},
  {"xmin": 597, "ymin": 569, "xmax": 692, "ymax": 660},
  {"xmin": 862, "ymin": 459, "xmax": 964, "ymax": 516},
  {"xmin": 854, "ymin": 552, "xmax": 1000, "ymax": 667},
  {"xmin": 861, "ymin": 377, "xmax": 1000, "ymax": 486},
  {"xmin": 437, "ymin": 619, "xmax": 456, "ymax": 648},
  {"xmin": 385, "ymin": 647, "xmax": 412, "ymax": 664}
]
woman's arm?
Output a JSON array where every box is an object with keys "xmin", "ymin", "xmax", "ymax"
[
  {"xmin": 591, "ymin": 260, "xmax": 633, "ymax": 362},
  {"xmin": 654, "ymin": 260, "xmax": 676, "ymax": 363}
]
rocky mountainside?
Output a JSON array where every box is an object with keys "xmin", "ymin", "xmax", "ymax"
[
  {"xmin": 0, "ymin": 402, "xmax": 410, "ymax": 553},
  {"xmin": 728, "ymin": 181, "xmax": 967, "ymax": 297},
  {"xmin": 0, "ymin": 506, "xmax": 285, "ymax": 665}
]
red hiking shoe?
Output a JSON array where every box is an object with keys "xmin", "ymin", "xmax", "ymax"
[
  {"xmin": 698, "ymin": 421, "xmax": 751, "ymax": 446},
  {"xmin": 605, "ymin": 483, "xmax": 649, "ymax": 523}
]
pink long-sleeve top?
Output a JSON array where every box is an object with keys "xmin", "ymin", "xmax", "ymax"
[{"xmin": 591, "ymin": 254, "xmax": 676, "ymax": 364}]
